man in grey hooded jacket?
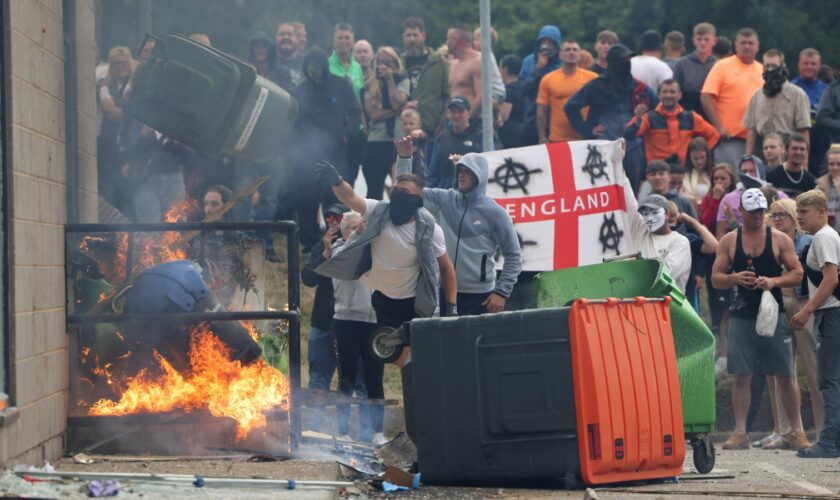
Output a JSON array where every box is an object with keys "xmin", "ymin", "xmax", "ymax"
[{"xmin": 395, "ymin": 136, "xmax": 522, "ymax": 314}]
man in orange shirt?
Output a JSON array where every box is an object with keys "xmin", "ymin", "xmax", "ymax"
[
  {"xmin": 701, "ymin": 27, "xmax": 764, "ymax": 168},
  {"xmin": 535, "ymin": 39, "xmax": 598, "ymax": 143},
  {"xmin": 624, "ymin": 79, "xmax": 720, "ymax": 164}
]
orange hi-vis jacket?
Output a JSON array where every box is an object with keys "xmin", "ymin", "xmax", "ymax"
[{"xmin": 624, "ymin": 103, "xmax": 720, "ymax": 164}]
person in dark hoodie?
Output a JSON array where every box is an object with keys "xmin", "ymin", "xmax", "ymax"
[
  {"xmin": 301, "ymin": 203, "xmax": 366, "ymax": 398},
  {"xmin": 396, "ymin": 136, "xmax": 522, "ymax": 315},
  {"xmin": 518, "ymin": 25, "xmax": 562, "ymax": 145},
  {"xmin": 249, "ymin": 31, "xmax": 293, "ymax": 90},
  {"xmin": 281, "ymin": 47, "xmax": 361, "ymax": 252},
  {"xmin": 427, "ymin": 96, "xmax": 482, "ymax": 188},
  {"xmin": 565, "ymin": 44, "xmax": 658, "ymax": 192}
]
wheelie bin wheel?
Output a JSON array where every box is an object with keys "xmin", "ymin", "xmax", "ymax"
[
  {"xmin": 369, "ymin": 326, "xmax": 405, "ymax": 364},
  {"xmin": 691, "ymin": 437, "xmax": 715, "ymax": 474}
]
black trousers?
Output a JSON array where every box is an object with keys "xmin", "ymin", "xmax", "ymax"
[
  {"xmin": 371, "ymin": 291, "xmax": 418, "ymax": 441},
  {"xmin": 363, "ymin": 141, "xmax": 395, "ymax": 201},
  {"xmin": 334, "ymin": 319, "xmax": 383, "ymax": 437}
]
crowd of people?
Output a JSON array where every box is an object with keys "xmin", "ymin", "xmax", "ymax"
[{"xmin": 95, "ymin": 18, "xmax": 840, "ymax": 455}]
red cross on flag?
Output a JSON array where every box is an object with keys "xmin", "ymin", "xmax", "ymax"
[{"xmin": 483, "ymin": 140, "xmax": 632, "ymax": 271}]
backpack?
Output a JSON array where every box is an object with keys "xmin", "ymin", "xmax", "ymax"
[{"xmin": 799, "ymin": 243, "xmax": 840, "ymax": 300}]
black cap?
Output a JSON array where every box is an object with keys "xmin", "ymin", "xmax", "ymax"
[
  {"xmin": 447, "ymin": 96, "xmax": 470, "ymax": 111},
  {"xmin": 324, "ymin": 203, "xmax": 348, "ymax": 217},
  {"xmin": 641, "ymin": 30, "xmax": 662, "ymax": 51}
]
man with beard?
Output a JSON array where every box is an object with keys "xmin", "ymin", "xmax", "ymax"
[
  {"xmin": 287, "ymin": 47, "xmax": 361, "ymax": 252},
  {"xmin": 249, "ymin": 31, "xmax": 292, "ymax": 89},
  {"xmin": 275, "ymin": 22, "xmax": 303, "ymax": 83},
  {"xmin": 401, "ymin": 17, "xmax": 449, "ymax": 138},
  {"xmin": 701, "ymin": 28, "xmax": 764, "ymax": 167},
  {"xmin": 565, "ymin": 44, "xmax": 658, "ymax": 192},
  {"xmin": 744, "ymin": 50, "xmax": 811, "ymax": 156}
]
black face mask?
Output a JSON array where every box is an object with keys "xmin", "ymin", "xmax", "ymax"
[
  {"xmin": 763, "ymin": 66, "xmax": 789, "ymax": 97},
  {"xmin": 388, "ymin": 190, "xmax": 423, "ymax": 225}
]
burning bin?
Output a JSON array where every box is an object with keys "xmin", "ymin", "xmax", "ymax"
[
  {"xmin": 127, "ymin": 33, "xmax": 298, "ymax": 163},
  {"xmin": 535, "ymin": 258, "xmax": 716, "ymax": 473}
]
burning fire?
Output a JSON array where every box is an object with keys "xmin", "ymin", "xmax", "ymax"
[{"xmin": 89, "ymin": 323, "xmax": 289, "ymax": 439}]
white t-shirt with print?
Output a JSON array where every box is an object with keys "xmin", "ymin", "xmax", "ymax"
[
  {"xmin": 360, "ymin": 199, "xmax": 447, "ymax": 299},
  {"xmin": 806, "ymin": 224, "xmax": 840, "ymax": 310}
]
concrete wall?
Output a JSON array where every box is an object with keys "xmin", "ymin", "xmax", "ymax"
[{"xmin": 0, "ymin": 0, "xmax": 96, "ymax": 466}]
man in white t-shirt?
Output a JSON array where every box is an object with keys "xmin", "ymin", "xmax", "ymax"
[
  {"xmin": 624, "ymin": 190, "xmax": 692, "ymax": 292},
  {"xmin": 792, "ymin": 189, "xmax": 840, "ymax": 458},
  {"xmin": 631, "ymin": 30, "xmax": 673, "ymax": 92},
  {"xmin": 314, "ymin": 160, "xmax": 458, "ymax": 326}
]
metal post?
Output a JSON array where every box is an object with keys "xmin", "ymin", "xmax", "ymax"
[
  {"xmin": 479, "ymin": 0, "xmax": 494, "ymax": 152},
  {"xmin": 286, "ymin": 224, "xmax": 301, "ymax": 451}
]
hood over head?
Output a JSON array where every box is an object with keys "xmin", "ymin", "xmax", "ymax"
[
  {"xmin": 533, "ymin": 25, "xmax": 562, "ymax": 52},
  {"xmin": 249, "ymin": 31, "xmax": 276, "ymax": 64},
  {"xmin": 302, "ymin": 47, "xmax": 329, "ymax": 84},
  {"xmin": 455, "ymin": 152, "xmax": 489, "ymax": 199},
  {"xmin": 606, "ymin": 44, "xmax": 634, "ymax": 78}
]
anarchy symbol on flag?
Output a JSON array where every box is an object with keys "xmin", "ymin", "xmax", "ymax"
[{"xmin": 481, "ymin": 140, "xmax": 632, "ymax": 272}]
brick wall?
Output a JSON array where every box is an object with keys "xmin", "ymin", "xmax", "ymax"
[{"xmin": 0, "ymin": 0, "xmax": 96, "ymax": 466}]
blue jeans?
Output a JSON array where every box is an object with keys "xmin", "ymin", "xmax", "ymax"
[
  {"xmin": 815, "ymin": 307, "xmax": 840, "ymax": 449},
  {"xmin": 307, "ymin": 326, "xmax": 367, "ymax": 394}
]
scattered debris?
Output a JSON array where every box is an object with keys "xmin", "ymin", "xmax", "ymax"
[
  {"xmin": 86, "ymin": 479, "xmax": 119, "ymax": 497},
  {"xmin": 74, "ymin": 453, "xmax": 95, "ymax": 465},
  {"xmin": 583, "ymin": 487, "xmax": 599, "ymax": 499}
]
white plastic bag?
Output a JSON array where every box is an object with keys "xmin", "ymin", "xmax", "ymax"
[{"xmin": 756, "ymin": 290, "xmax": 778, "ymax": 337}]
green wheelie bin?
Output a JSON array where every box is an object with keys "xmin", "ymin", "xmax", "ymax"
[
  {"xmin": 127, "ymin": 33, "xmax": 298, "ymax": 163},
  {"xmin": 535, "ymin": 256, "xmax": 716, "ymax": 473}
]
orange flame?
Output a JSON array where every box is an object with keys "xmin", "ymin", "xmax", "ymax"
[{"xmin": 89, "ymin": 324, "xmax": 289, "ymax": 439}]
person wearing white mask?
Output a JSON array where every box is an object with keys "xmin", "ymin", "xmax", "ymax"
[{"xmin": 625, "ymin": 192, "xmax": 692, "ymax": 293}]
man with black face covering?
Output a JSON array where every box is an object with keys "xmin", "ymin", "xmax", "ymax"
[
  {"xmin": 565, "ymin": 44, "xmax": 658, "ymax": 192},
  {"xmin": 312, "ymin": 161, "xmax": 458, "ymax": 326},
  {"xmin": 394, "ymin": 136, "xmax": 522, "ymax": 315},
  {"xmin": 744, "ymin": 49, "xmax": 811, "ymax": 157},
  {"xmin": 284, "ymin": 47, "xmax": 361, "ymax": 252}
]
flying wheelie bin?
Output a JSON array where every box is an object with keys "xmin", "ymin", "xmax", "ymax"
[
  {"xmin": 126, "ymin": 33, "xmax": 298, "ymax": 163},
  {"xmin": 535, "ymin": 256, "xmax": 716, "ymax": 474}
]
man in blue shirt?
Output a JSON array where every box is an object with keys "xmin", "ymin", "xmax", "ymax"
[{"xmin": 791, "ymin": 48, "xmax": 827, "ymax": 117}]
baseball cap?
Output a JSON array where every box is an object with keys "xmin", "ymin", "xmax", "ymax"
[
  {"xmin": 324, "ymin": 203, "xmax": 348, "ymax": 218},
  {"xmin": 447, "ymin": 96, "xmax": 470, "ymax": 111},
  {"xmin": 641, "ymin": 30, "xmax": 663, "ymax": 51},
  {"xmin": 639, "ymin": 194, "xmax": 670, "ymax": 212},
  {"xmin": 740, "ymin": 188, "xmax": 768, "ymax": 212}
]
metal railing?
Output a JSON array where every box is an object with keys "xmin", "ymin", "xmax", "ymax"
[{"xmin": 65, "ymin": 220, "xmax": 301, "ymax": 452}]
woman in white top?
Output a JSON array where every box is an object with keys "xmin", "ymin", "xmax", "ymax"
[{"xmin": 682, "ymin": 137, "xmax": 714, "ymax": 212}]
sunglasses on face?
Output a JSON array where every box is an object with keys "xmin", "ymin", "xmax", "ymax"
[{"xmin": 326, "ymin": 214, "xmax": 343, "ymax": 224}]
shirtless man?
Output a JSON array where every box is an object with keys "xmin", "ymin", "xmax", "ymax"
[{"xmin": 447, "ymin": 24, "xmax": 482, "ymax": 118}]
